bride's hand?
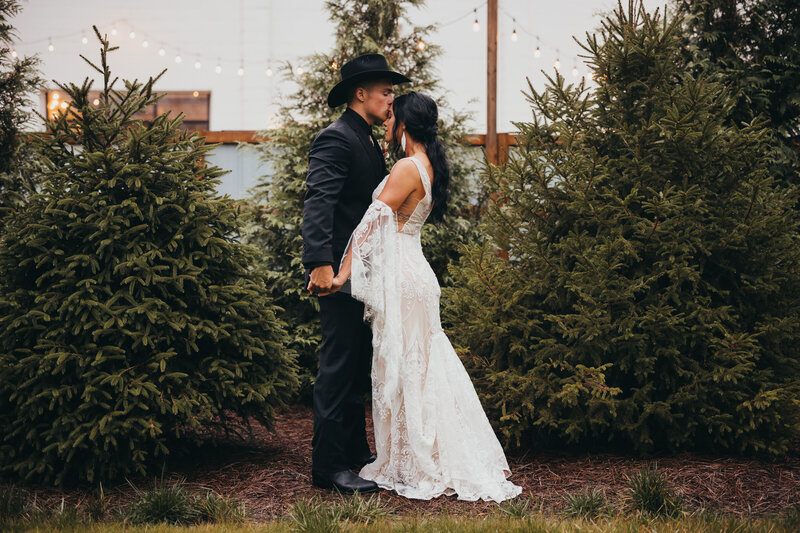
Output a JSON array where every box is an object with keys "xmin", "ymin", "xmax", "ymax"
[{"xmin": 316, "ymin": 275, "xmax": 346, "ymax": 297}]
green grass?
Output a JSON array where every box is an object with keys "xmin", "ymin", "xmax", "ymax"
[
  {"xmin": 495, "ymin": 495, "xmax": 539, "ymax": 518},
  {"xmin": 2, "ymin": 480, "xmax": 799, "ymax": 532},
  {"xmin": 561, "ymin": 486, "xmax": 610, "ymax": 519},
  {"xmin": 288, "ymin": 492, "xmax": 394, "ymax": 531},
  {"xmin": 622, "ymin": 462, "xmax": 683, "ymax": 517},
  {"xmin": 2, "ymin": 512, "xmax": 800, "ymax": 532}
]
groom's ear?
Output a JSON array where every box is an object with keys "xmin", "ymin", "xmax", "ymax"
[{"xmin": 347, "ymin": 83, "xmax": 368, "ymax": 106}]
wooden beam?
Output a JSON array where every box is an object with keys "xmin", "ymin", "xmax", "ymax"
[
  {"xmin": 486, "ymin": 0, "xmax": 498, "ymax": 165},
  {"xmin": 23, "ymin": 130, "xmax": 519, "ymax": 147},
  {"xmin": 198, "ymin": 130, "xmax": 261, "ymax": 143}
]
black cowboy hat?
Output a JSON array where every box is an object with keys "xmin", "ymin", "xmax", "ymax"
[{"xmin": 327, "ymin": 53, "xmax": 411, "ymax": 108}]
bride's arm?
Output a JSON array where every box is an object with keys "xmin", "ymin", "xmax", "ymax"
[{"xmin": 316, "ymin": 159, "xmax": 420, "ymax": 296}]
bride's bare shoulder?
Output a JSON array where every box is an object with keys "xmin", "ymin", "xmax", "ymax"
[
  {"xmin": 385, "ymin": 158, "xmax": 419, "ymax": 187},
  {"xmin": 377, "ymin": 159, "xmax": 421, "ymax": 209}
]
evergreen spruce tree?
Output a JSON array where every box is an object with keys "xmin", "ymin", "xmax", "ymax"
[
  {"xmin": 0, "ymin": 0, "xmax": 42, "ymax": 232},
  {"xmin": 243, "ymin": 0, "xmax": 482, "ymax": 398},
  {"xmin": 672, "ymin": 0, "xmax": 800, "ymax": 186},
  {"xmin": 0, "ymin": 28, "xmax": 299, "ymax": 486},
  {"xmin": 443, "ymin": 0, "xmax": 800, "ymax": 456}
]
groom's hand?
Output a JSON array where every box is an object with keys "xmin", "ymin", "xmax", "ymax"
[{"xmin": 308, "ymin": 265, "xmax": 334, "ymax": 296}]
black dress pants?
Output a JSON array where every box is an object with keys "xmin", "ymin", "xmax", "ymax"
[{"xmin": 312, "ymin": 290, "xmax": 373, "ymax": 474}]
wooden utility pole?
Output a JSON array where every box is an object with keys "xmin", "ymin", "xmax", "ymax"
[{"xmin": 487, "ymin": 0, "xmax": 498, "ymax": 165}]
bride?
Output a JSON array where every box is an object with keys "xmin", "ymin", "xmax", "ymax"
[{"xmin": 318, "ymin": 91, "xmax": 522, "ymax": 502}]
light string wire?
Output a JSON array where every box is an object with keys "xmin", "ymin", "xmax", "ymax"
[{"xmin": 14, "ymin": 3, "xmax": 586, "ymax": 78}]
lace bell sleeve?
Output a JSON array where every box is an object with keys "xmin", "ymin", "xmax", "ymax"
[
  {"xmin": 339, "ymin": 199, "xmax": 400, "ymax": 321},
  {"xmin": 339, "ymin": 198, "xmax": 403, "ymax": 398}
]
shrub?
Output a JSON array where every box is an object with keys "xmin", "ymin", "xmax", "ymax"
[
  {"xmin": 0, "ymin": 28, "xmax": 298, "ymax": 486},
  {"xmin": 623, "ymin": 463, "xmax": 682, "ymax": 517},
  {"xmin": 444, "ymin": 0, "xmax": 800, "ymax": 456},
  {"xmin": 561, "ymin": 487, "xmax": 610, "ymax": 519}
]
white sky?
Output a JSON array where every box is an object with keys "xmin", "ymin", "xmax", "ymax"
[{"xmin": 12, "ymin": 0, "xmax": 671, "ymax": 133}]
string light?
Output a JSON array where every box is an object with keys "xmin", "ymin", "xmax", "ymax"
[
  {"xmin": 237, "ymin": 65, "xmax": 244, "ymax": 76},
  {"xmin": 572, "ymin": 65, "xmax": 579, "ymax": 77},
  {"xmin": 16, "ymin": 10, "xmax": 582, "ymax": 88},
  {"xmin": 93, "ymin": 98, "xmax": 100, "ymax": 105}
]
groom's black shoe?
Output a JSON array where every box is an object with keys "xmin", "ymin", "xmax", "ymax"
[{"xmin": 312, "ymin": 469, "xmax": 379, "ymax": 494}]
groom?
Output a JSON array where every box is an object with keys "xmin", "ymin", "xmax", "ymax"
[{"xmin": 302, "ymin": 53, "xmax": 410, "ymax": 493}]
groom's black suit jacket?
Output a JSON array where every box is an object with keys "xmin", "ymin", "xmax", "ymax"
[{"xmin": 302, "ymin": 107, "xmax": 387, "ymax": 287}]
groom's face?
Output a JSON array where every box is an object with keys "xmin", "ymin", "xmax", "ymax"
[{"xmin": 362, "ymin": 79, "xmax": 395, "ymax": 123}]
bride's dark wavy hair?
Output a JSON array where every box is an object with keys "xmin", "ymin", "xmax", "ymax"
[{"xmin": 390, "ymin": 92, "xmax": 450, "ymax": 222}]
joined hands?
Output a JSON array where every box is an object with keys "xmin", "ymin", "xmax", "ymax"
[{"xmin": 308, "ymin": 265, "xmax": 347, "ymax": 297}]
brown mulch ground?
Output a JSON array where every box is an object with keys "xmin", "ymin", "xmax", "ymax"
[{"xmin": 11, "ymin": 405, "xmax": 800, "ymax": 521}]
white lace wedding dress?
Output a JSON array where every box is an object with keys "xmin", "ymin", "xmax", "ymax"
[{"xmin": 340, "ymin": 156, "xmax": 523, "ymax": 502}]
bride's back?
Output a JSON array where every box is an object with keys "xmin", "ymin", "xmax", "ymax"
[{"xmin": 393, "ymin": 156, "xmax": 434, "ymax": 234}]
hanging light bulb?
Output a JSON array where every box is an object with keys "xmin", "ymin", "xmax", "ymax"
[
  {"xmin": 194, "ymin": 60, "xmax": 202, "ymax": 69},
  {"xmin": 110, "ymin": 26, "xmax": 117, "ymax": 36},
  {"xmin": 10, "ymin": 49, "xmax": 17, "ymax": 58},
  {"xmin": 174, "ymin": 54, "xmax": 182, "ymax": 63},
  {"xmin": 572, "ymin": 65, "xmax": 579, "ymax": 77},
  {"xmin": 472, "ymin": 10, "xmax": 480, "ymax": 32},
  {"xmin": 48, "ymin": 40, "xmax": 54, "ymax": 52},
  {"xmin": 81, "ymin": 34, "xmax": 88, "ymax": 44},
  {"xmin": 534, "ymin": 46, "xmax": 541, "ymax": 58},
  {"xmin": 142, "ymin": 40, "xmax": 149, "ymax": 48},
  {"xmin": 511, "ymin": 18, "xmax": 518, "ymax": 41},
  {"xmin": 158, "ymin": 47, "xmax": 166, "ymax": 56},
  {"xmin": 554, "ymin": 58, "xmax": 561, "ymax": 70},
  {"xmin": 215, "ymin": 64, "xmax": 222, "ymax": 74},
  {"xmin": 265, "ymin": 66, "xmax": 273, "ymax": 77},
  {"xmin": 417, "ymin": 39, "xmax": 426, "ymax": 51},
  {"xmin": 237, "ymin": 66, "xmax": 244, "ymax": 76},
  {"xmin": 129, "ymin": 31, "xmax": 136, "ymax": 39}
]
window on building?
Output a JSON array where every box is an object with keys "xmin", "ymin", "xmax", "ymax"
[{"xmin": 43, "ymin": 89, "xmax": 211, "ymax": 131}]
